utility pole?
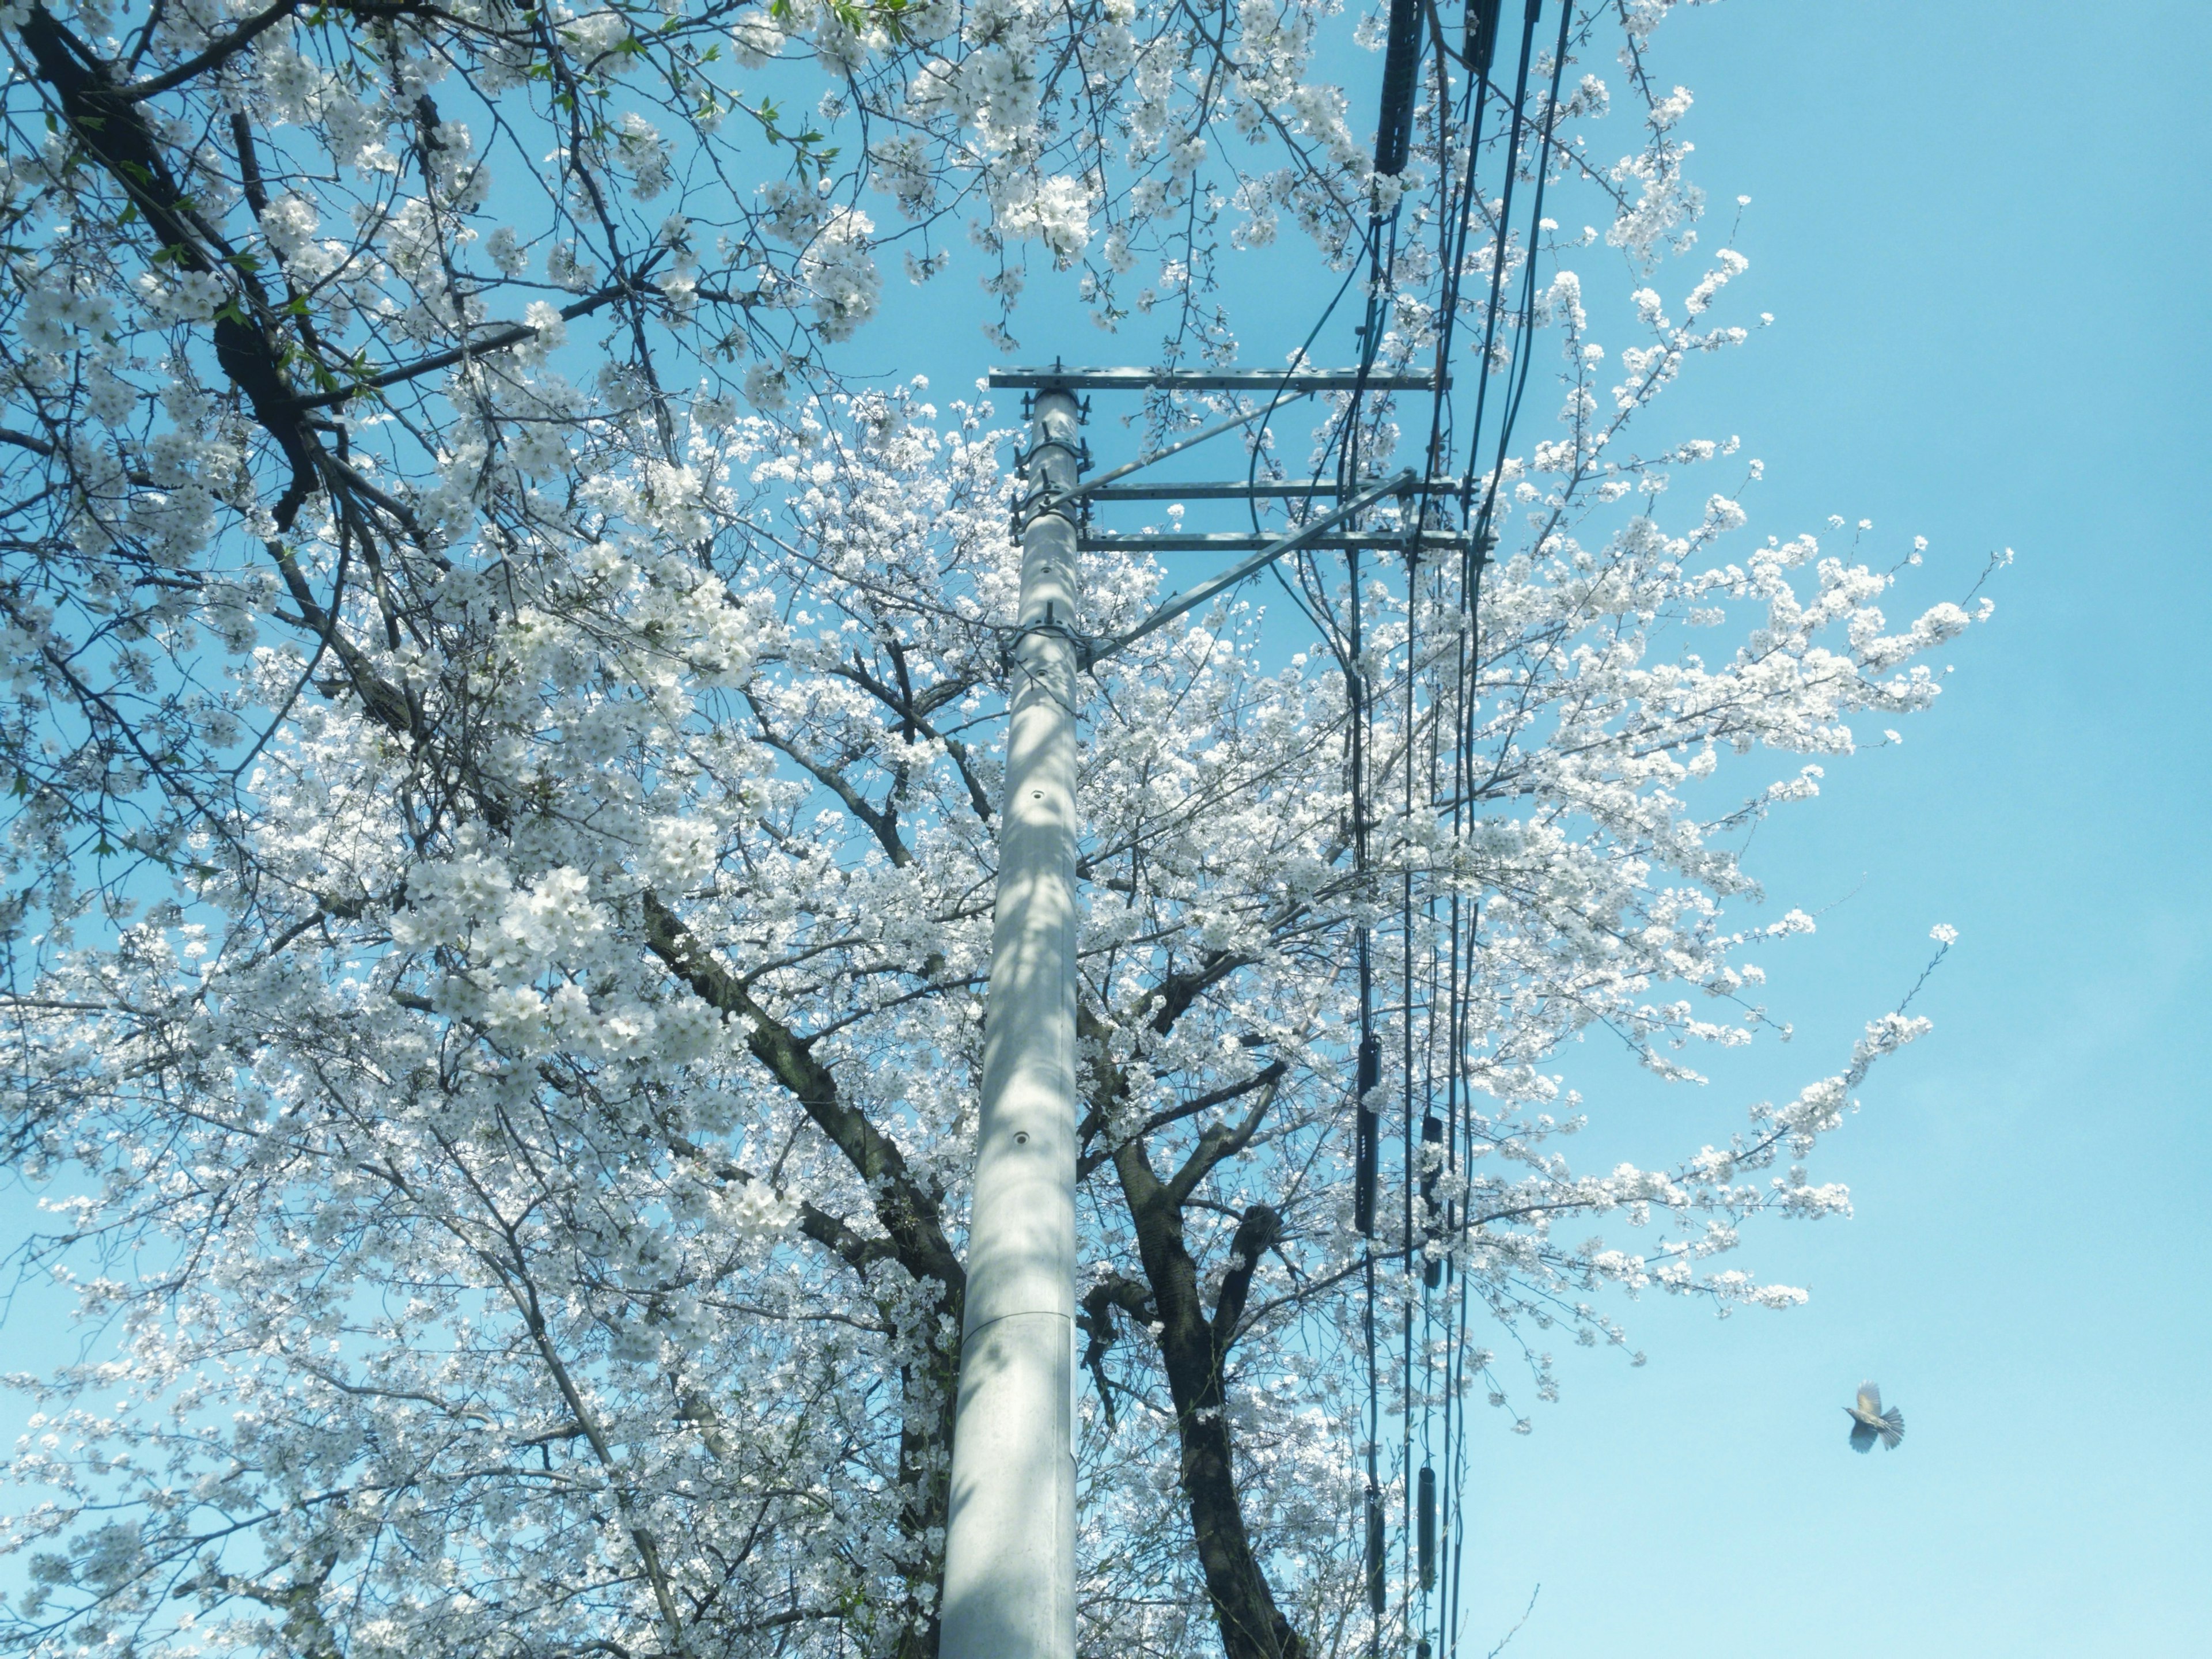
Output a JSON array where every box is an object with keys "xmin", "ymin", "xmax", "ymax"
[
  {"xmin": 940, "ymin": 386, "xmax": 1084, "ymax": 1659},
  {"xmin": 940, "ymin": 366, "xmax": 1445, "ymax": 1655}
]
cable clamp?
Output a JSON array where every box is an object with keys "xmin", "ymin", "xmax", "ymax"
[
  {"xmin": 1011, "ymin": 477, "xmax": 1088, "ymax": 538},
  {"xmin": 1013, "ymin": 435, "xmax": 1090, "ymax": 478},
  {"xmin": 999, "ymin": 604, "xmax": 1096, "ymax": 676}
]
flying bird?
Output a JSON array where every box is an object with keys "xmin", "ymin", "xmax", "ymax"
[{"xmin": 1844, "ymin": 1380, "xmax": 1906, "ymax": 1453}]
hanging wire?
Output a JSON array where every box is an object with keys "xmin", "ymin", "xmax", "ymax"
[
  {"xmin": 1349, "ymin": 21, "xmax": 1421, "ymax": 1642},
  {"xmin": 1393, "ymin": 15, "xmax": 1495, "ymax": 1656},
  {"xmin": 1219, "ymin": 6, "xmax": 1576, "ymax": 1646},
  {"xmin": 1438, "ymin": 8, "xmax": 1577, "ymax": 1655}
]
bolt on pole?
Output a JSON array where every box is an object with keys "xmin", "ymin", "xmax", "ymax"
[{"xmin": 940, "ymin": 387, "xmax": 1083, "ymax": 1659}]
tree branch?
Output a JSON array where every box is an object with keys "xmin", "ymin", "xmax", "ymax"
[
  {"xmin": 1209, "ymin": 1203, "xmax": 1282, "ymax": 1370},
  {"xmin": 21, "ymin": 7, "xmax": 323, "ymax": 527},
  {"xmin": 1077, "ymin": 1273, "xmax": 1154, "ymax": 1429},
  {"xmin": 638, "ymin": 888, "xmax": 961, "ymax": 1297},
  {"xmin": 1078, "ymin": 1059, "xmax": 1285, "ymax": 1180}
]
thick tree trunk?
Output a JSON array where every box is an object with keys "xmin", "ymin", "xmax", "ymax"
[
  {"xmin": 1115, "ymin": 1146, "xmax": 1306, "ymax": 1659},
  {"xmin": 890, "ymin": 1318, "xmax": 962, "ymax": 1659}
]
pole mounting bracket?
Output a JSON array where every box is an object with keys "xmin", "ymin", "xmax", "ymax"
[{"xmin": 999, "ymin": 605, "xmax": 1097, "ymax": 677}]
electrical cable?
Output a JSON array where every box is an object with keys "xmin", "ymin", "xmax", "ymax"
[
  {"xmin": 1437, "ymin": 9, "xmax": 1575, "ymax": 1654},
  {"xmin": 1346, "ymin": 31, "xmax": 1427, "ymax": 1650},
  {"xmin": 1423, "ymin": 6, "xmax": 1546, "ymax": 1644},
  {"xmin": 1234, "ymin": 10, "xmax": 1573, "ymax": 1650},
  {"xmin": 1399, "ymin": 41, "xmax": 1502, "ymax": 1646}
]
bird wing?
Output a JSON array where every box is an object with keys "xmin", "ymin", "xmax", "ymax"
[
  {"xmin": 1857, "ymin": 1381, "xmax": 1883, "ymax": 1416},
  {"xmin": 1849, "ymin": 1420, "xmax": 1877, "ymax": 1453}
]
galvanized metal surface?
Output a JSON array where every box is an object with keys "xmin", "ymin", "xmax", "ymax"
[
  {"xmin": 1082, "ymin": 476, "xmax": 1463, "ymax": 501},
  {"xmin": 1080, "ymin": 531, "xmax": 1473, "ymax": 552},
  {"xmin": 987, "ymin": 365, "xmax": 1444, "ymax": 391}
]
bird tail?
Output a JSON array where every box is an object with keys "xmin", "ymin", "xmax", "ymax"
[{"xmin": 1878, "ymin": 1407, "xmax": 1904, "ymax": 1450}]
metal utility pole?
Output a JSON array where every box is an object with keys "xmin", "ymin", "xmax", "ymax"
[
  {"xmin": 941, "ymin": 365, "xmax": 1444, "ymax": 1654},
  {"xmin": 940, "ymin": 387, "xmax": 1084, "ymax": 1659}
]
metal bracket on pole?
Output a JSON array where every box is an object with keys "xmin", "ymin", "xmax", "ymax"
[
  {"xmin": 999, "ymin": 604, "xmax": 1096, "ymax": 678},
  {"xmin": 1030, "ymin": 398, "xmax": 1308, "ymax": 520},
  {"xmin": 987, "ymin": 366, "xmax": 1446, "ymax": 391}
]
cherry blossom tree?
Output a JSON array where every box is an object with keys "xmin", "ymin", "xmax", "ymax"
[
  {"xmin": 0, "ymin": 3, "xmax": 1996, "ymax": 1657},
  {"xmin": 0, "ymin": 0, "xmax": 1403, "ymax": 938}
]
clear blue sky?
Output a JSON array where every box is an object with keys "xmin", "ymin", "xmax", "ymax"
[
  {"xmin": 864, "ymin": 3, "xmax": 2210, "ymax": 1653},
  {"xmin": 1442, "ymin": 6, "xmax": 2211, "ymax": 1654},
  {"xmin": 7, "ymin": 5, "xmax": 2205, "ymax": 1654},
  {"xmin": 1467, "ymin": 7, "xmax": 2211, "ymax": 1655}
]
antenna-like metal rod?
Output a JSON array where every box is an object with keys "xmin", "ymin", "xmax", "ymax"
[
  {"xmin": 1084, "ymin": 476, "xmax": 1463, "ymax": 502},
  {"xmin": 987, "ymin": 366, "xmax": 1444, "ymax": 390}
]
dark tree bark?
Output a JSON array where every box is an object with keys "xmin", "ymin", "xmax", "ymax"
[
  {"xmin": 1116, "ymin": 1152, "xmax": 1304, "ymax": 1659},
  {"xmin": 1084, "ymin": 990, "xmax": 1308, "ymax": 1659},
  {"xmin": 644, "ymin": 891, "xmax": 964, "ymax": 1659},
  {"xmin": 20, "ymin": 6, "xmax": 324, "ymax": 525}
]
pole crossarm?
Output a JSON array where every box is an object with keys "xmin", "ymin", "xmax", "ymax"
[
  {"xmin": 1088, "ymin": 469, "xmax": 1419, "ymax": 665},
  {"xmin": 1025, "ymin": 400, "xmax": 1312, "ymax": 525},
  {"xmin": 988, "ymin": 366, "xmax": 1446, "ymax": 391},
  {"xmin": 1084, "ymin": 476, "xmax": 1463, "ymax": 502},
  {"xmin": 1002, "ymin": 378, "xmax": 1441, "ymax": 531},
  {"xmin": 1081, "ymin": 531, "xmax": 1475, "ymax": 553}
]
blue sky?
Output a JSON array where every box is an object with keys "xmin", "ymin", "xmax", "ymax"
[
  {"xmin": 6, "ymin": 3, "xmax": 2205, "ymax": 1654},
  {"xmin": 861, "ymin": 2, "xmax": 2209, "ymax": 1653},
  {"xmin": 1441, "ymin": 5, "xmax": 2211, "ymax": 1654}
]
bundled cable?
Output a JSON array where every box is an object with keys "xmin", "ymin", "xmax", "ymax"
[
  {"xmin": 1418, "ymin": 1464, "xmax": 1438, "ymax": 1592},
  {"xmin": 1429, "ymin": 7, "xmax": 1578, "ymax": 1657},
  {"xmin": 1374, "ymin": 0, "xmax": 1427, "ymax": 176},
  {"xmin": 1365, "ymin": 1484, "xmax": 1388, "ymax": 1617},
  {"xmin": 1355, "ymin": 1033, "xmax": 1382, "ymax": 1234},
  {"xmin": 1335, "ymin": 5, "xmax": 1580, "ymax": 1650}
]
